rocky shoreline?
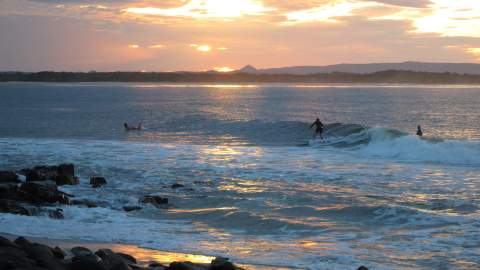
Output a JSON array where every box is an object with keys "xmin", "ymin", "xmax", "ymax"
[
  {"xmin": 0, "ymin": 163, "xmax": 370, "ymax": 270},
  {"xmin": 0, "ymin": 163, "xmax": 167, "ymax": 219},
  {"xmin": 0, "ymin": 235, "xmax": 240, "ymax": 270}
]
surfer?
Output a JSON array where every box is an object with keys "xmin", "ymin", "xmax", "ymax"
[
  {"xmin": 310, "ymin": 118, "xmax": 325, "ymax": 139},
  {"xmin": 416, "ymin": 125, "xmax": 423, "ymax": 137},
  {"xmin": 124, "ymin": 122, "xmax": 142, "ymax": 131}
]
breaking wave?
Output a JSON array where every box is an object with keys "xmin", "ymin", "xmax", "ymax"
[{"xmin": 311, "ymin": 124, "xmax": 480, "ymax": 165}]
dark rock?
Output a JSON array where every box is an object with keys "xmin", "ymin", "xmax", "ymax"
[
  {"xmin": 168, "ymin": 262, "xmax": 209, "ymax": 270},
  {"xmin": 149, "ymin": 261, "xmax": 168, "ymax": 270},
  {"xmin": 116, "ymin": 252, "xmax": 137, "ymax": 264},
  {"xmin": 90, "ymin": 176, "xmax": 107, "ymax": 187},
  {"xmin": 123, "ymin": 205, "xmax": 142, "ymax": 212},
  {"xmin": 95, "ymin": 248, "xmax": 114, "ymax": 260},
  {"xmin": 0, "ymin": 246, "xmax": 33, "ymax": 269},
  {"xmin": 52, "ymin": 246, "xmax": 66, "ymax": 259},
  {"xmin": 171, "ymin": 183, "xmax": 184, "ymax": 189},
  {"xmin": 71, "ymin": 199, "xmax": 98, "ymax": 208},
  {"xmin": 55, "ymin": 175, "xmax": 79, "ymax": 186},
  {"xmin": 209, "ymin": 257, "xmax": 235, "ymax": 270},
  {"xmin": 14, "ymin": 236, "xmax": 32, "ymax": 247},
  {"xmin": 26, "ymin": 164, "xmax": 77, "ymax": 186},
  {"xmin": 0, "ymin": 170, "xmax": 19, "ymax": 183},
  {"xmin": 357, "ymin": 266, "xmax": 369, "ymax": 270},
  {"xmin": 23, "ymin": 243, "xmax": 55, "ymax": 263},
  {"xmin": 100, "ymin": 252, "xmax": 133, "ymax": 269},
  {"xmin": 0, "ymin": 183, "xmax": 19, "ymax": 203},
  {"xmin": 110, "ymin": 260, "xmax": 132, "ymax": 270},
  {"xmin": 71, "ymin": 246, "xmax": 93, "ymax": 257},
  {"xmin": 140, "ymin": 195, "xmax": 168, "ymax": 207},
  {"xmin": 57, "ymin": 164, "xmax": 75, "ymax": 177},
  {"xmin": 26, "ymin": 169, "xmax": 45, "ymax": 182},
  {"xmin": 20, "ymin": 181, "xmax": 69, "ymax": 204},
  {"xmin": 0, "ymin": 199, "xmax": 32, "ymax": 215},
  {"xmin": 48, "ymin": 208, "xmax": 64, "ymax": 219},
  {"xmin": 37, "ymin": 258, "xmax": 66, "ymax": 270},
  {"xmin": 26, "ymin": 165, "xmax": 57, "ymax": 182},
  {"xmin": 0, "ymin": 236, "xmax": 19, "ymax": 249},
  {"xmin": 71, "ymin": 253, "xmax": 107, "ymax": 270},
  {"xmin": 0, "ymin": 182, "xmax": 18, "ymax": 194}
]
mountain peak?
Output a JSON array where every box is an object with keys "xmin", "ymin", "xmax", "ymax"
[{"xmin": 239, "ymin": 65, "xmax": 257, "ymax": 73}]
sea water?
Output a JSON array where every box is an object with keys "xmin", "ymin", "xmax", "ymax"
[{"xmin": 0, "ymin": 83, "xmax": 480, "ymax": 269}]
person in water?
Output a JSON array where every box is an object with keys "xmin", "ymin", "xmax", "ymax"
[
  {"xmin": 124, "ymin": 122, "xmax": 142, "ymax": 131},
  {"xmin": 310, "ymin": 118, "xmax": 325, "ymax": 139},
  {"xmin": 416, "ymin": 125, "xmax": 423, "ymax": 137}
]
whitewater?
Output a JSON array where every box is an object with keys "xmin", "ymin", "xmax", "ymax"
[{"xmin": 1, "ymin": 83, "xmax": 480, "ymax": 269}]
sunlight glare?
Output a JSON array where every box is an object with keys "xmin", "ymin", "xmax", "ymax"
[
  {"xmin": 197, "ymin": 45, "xmax": 212, "ymax": 52},
  {"xmin": 214, "ymin": 67, "xmax": 234, "ymax": 72}
]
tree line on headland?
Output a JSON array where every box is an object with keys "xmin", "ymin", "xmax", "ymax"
[{"xmin": 2, "ymin": 70, "xmax": 480, "ymax": 84}]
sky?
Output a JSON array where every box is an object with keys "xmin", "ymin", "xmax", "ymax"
[{"xmin": 1, "ymin": 0, "xmax": 480, "ymax": 72}]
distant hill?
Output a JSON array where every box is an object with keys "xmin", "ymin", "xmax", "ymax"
[
  {"xmin": 2, "ymin": 70, "xmax": 480, "ymax": 84},
  {"xmin": 239, "ymin": 62, "xmax": 480, "ymax": 75}
]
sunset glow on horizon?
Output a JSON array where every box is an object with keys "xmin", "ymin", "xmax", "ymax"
[
  {"xmin": 1, "ymin": 0, "xmax": 480, "ymax": 71},
  {"xmin": 214, "ymin": 67, "xmax": 235, "ymax": 72}
]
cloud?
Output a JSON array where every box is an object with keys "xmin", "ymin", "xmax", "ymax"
[
  {"xmin": 124, "ymin": 0, "xmax": 275, "ymax": 19},
  {"xmin": 1, "ymin": 0, "xmax": 480, "ymax": 72},
  {"xmin": 284, "ymin": 1, "xmax": 382, "ymax": 24},
  {"xmin": 373, "ymin": 0, "xmax": 480, "ymax": 38}
]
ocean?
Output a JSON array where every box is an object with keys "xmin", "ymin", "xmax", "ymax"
[{"xmin": 1, "ymin": 82, "xmax": 480, "ymax": 269}]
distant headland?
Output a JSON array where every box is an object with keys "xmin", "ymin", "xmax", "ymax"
[{"xmin": 2, "ymin": 62, "xmax": 480, "ymax": 84}]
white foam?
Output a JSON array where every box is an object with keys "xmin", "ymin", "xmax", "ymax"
[{"xmin": 359, "ymin": 129, "xmax": 480, "ymax": 165}]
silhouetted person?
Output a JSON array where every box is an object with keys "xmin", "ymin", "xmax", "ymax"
[
  {"xmin": 310, "ymin": 118, "xmax": 325, "ymax": 139},
  {"xmin": 416, "ymin": 125, "xmax": 423, "ymax": 137},
  {"xmin": 124, "ymin": 122, "xmax": 142, "ymax": 131}
]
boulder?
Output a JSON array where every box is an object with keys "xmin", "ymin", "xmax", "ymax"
[
  {"xmin": 94, "ymin": 248, "xmax": 114, "ymax": 260},
  {"xmin": 0, "ymin": 246, "xmax": 33, "ymax": 269},
  {"xmin": 71, "ymin": 246, "xmax": 93, "ymax": 257},
  {"xmin": 140, "ymin": 195, "xmax": 168, "ymax": 207},
  {"xmin": 48, "ymin": 208, "xmax": 64, "ymax": 219},
  {"xmin": 169, "ymin": 262, "xmax": 209, "ymax": 270},
  {"xmin": 110, "ymin": 260, "xmax": 132, "ymax": 270},
  {"xmin": 24, "ymin": 164, "xmax": 78, "ymax": 185},
  {"xmin": 14, "ymin": 236, "xmax": 32, "ymax": 247},
  {"xmin": 57, "ymin": 164, "xmax": 74, "ymax": 176},
  {"xmin": 20, "ymin": 181, "xmax": 69, "ymax": 204},
  {"xmin": 90, "ymin": 176, "xmax": 107, "ymax": 188},
  {"xmin": 23, "ymin": 243, "xmax": 55, "ymax": 262},
  {"xmin": 123, "ymin": 205, "xmax": 142, "ymax": 212},
  {"xmin": 71, "ymin": 253, "xmax": 107, "ymax": 270},
  {"xmin": 52, "ymin": 246, "xmax": 66, "ymax": 259},
  {"xmin": 55, "ymin": 174, "xmax": 79, "ymax": 185},
  {"xmin": 100, "ymin": 252, "xmax": 134, "ymax": 270},
  {"xmin": 0, "ymin": 236, "xmax": 20, "ymax": 249},
  {"xmin": 357, "ymin": 266, "xmax": 369, "ymax": 270},
  {"xmin": 0, "ymin": 199, "xmax": 32, "ymax": 216},
  {"xmin": 71, "ymin": 199, "xmax": 98, "ymax": 208},
  {"xmin": 25, "ymin": 166, "xmax": 57, "ymax": 182},
  {"xmin": 209, "ymin": 257, "xmax": 235, "ymax": 270},
  {"xmin": 0, "ymin": 171, "xmax": 19, "ymax": 183},
  {"xmin": 116, "ymin": 252, "xmax": 137, "ymax": 264},
  {"xmin": 0, "ymin": 183, "xmax": 20, "ymax": 201},
  {"xmin": 37, "ymin": 258, "xmax": 66, "ymax": 270},
  {"xmin": 149, "ymin": 262, "xmax": 168, "ymax": 270}
]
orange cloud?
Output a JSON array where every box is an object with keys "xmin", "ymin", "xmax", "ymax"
[{"xmin": 124, "ymin": 0, "xmax": 275, "ymax": 19}]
